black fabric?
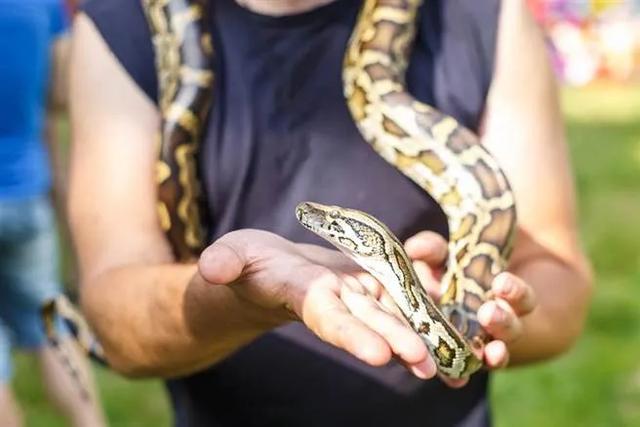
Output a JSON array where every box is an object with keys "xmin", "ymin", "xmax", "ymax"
[{"xmin": 82, "ymin": 0, "xmax": 500, "ymax": 426}]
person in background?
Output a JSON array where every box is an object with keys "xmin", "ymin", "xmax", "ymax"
[{"xmin": 0, "ymin": 1, "xmax": 106, "ymax": 426}]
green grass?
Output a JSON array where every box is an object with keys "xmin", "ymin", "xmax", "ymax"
[
  {"xmin": 12, "ymin": 84, "xmax": 640, "ymax": 426},
  {"xmin": 491, "ymin": 83, "xmax": 640, "ymax": 427},
  {"xmin": 12, "ymin": 357, "xmax": 171, "ymax": 427}
]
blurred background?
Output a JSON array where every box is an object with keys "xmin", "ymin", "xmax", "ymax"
[{"xmin": 9, "ymin": 0, "xmax": 640, "ymax": 425}]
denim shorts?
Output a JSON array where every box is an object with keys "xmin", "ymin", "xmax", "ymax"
[{"xmin": 0, "ymin": 195, "xmax": 64, "ymax": 382}]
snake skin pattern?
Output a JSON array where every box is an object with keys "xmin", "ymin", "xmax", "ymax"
[
  {"xmin": 144, "ymin": 0, "xmax": 215, "ymax": 261},
  {"xmin": 41, "ymin": 0, "xmax": 516, "ymax": 384},
  {"xmin": 331, "ymin": 0, "xmax": 516, "ymax": 377},
  {"xmin": 39, "ymin": 0, "xmax": 215, "ymax": 397}
]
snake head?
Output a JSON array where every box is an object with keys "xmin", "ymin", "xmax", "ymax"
[{"xmin": 296, "ymin": 202, "xmax": 394, "ymax": 258}]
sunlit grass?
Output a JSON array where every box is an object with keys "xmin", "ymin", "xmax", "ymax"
[
  {"xmin": 12, "ymin": 355, "xmax": 171, "ymax": 427},
  {"xmin": 492, "ymin": 83, "xmax": 640, "ymax": 427},
  {"xmin": 12, "ymin": 84, "xmax": 640, "ymax": 426},
  {"xmin": 562, "ymin": 82, "xmax": 640, "ymax": 123}
]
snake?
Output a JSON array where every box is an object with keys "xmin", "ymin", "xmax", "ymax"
[
  {"xmin": 296, "ymin": 0, "xmax": 517, "ymax": 378},
  {"xmin": 40, "ymin": 0, "xmax": 516, "ymax": 386},
  {"xmin": 39, "ymin": 0, "xmax": 215, "ymax": 397}
]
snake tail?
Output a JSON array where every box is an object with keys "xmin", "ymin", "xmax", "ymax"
[{"xmin": 41, "ymin": 295, "xmax": 107, "ymax": 400}]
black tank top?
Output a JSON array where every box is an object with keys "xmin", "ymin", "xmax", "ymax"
[{"xmin": 83, "ymin": 0, "xmax": 500, "ymax": 425}]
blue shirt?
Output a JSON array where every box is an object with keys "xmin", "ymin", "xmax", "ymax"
[
  {"xmin": 84, "ymin": 0, "xmax": 499, "ymax": 425},
  {"xmin": 0, "ymin": 0, "xmax": 68, "ymax": 200}
]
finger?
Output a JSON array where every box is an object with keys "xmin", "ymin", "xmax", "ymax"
[
  {"xmin": 342, "ymin": 275, "xmax": 403, "ymax": 319},
  {"xmin": 484, "ymin": 340, "xmax": 509, "ymax": 369},
  {"xmin": 397, "ymin": 357, "xmax": 439, "ymax": 380},
  {"xmin": 350, "ymin": 273, "xmax": 407, "ymax": 322},
  {"xmin": 413, "ymin": 260, "xmax": 441, "ymax": 298},
  {"xmin": 301, "ymin": 284, "xmax": 392, "ymax": 367},
  {"xmin": 492, "ymin": 273, "xmax": 537, "ymax": 316},
  {"xmin": 477, "ymin": 299, "xmax": 523, "ymax": 343},
  {"xmin": 363, "ymin": 280, "xmax": 408, "ymax": 322},
  {"xmin": 340, "ymin": 286, "xmax": 434, "ymax": 374},
  {"xmin": 404, "ymin": 231, "xmax": 448, "ymax": 266},
  {"xmin": 198, "ymin": 239, "xmax": 246, "ymax": 285},
  {"xmin": 353, "ymin": 272, "xmax": 384, "ymax": 300},
  {"xmin": 342, "ymin": 275, "xmax": 368, "ymax": 294},
  {"xmin": 439, "ymin": 374, "xmax": 469, "ymax": 388}
]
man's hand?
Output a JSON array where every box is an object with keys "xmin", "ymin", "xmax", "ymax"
[
  {"xmin": 404, "ymin": 231, "xmax": 538, "ymax": 387},
  {"xmin": 198, "ymin": 229, "xmax": 437, "ymax": 380}
]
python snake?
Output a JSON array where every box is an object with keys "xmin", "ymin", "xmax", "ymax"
[
  {"xmin": 313, "ymin": 0, "xmax": 517, "ymax": 378},
  {"xmin": 40, "ymin": 0, "xmax": 215, "ymax": 396},
  {"xmin": 41, "ymin": 0, "xmax": 516, "ymax": 385}
]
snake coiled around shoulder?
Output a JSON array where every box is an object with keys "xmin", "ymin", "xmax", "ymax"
[{"xmin": 42, "ymin": 0, "xmax": 516, "ymax": 388}]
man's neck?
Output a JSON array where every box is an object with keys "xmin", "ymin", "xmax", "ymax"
[{"xmin": 235, "ymin": 0, "xmax": 336, "ymax": 16}]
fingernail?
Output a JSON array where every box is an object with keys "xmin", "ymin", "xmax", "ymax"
[
  {"xmin": 480, "ymin": 301, "xmax": 503, "ymax": 325},
  {"xmin": 497, "ymin": 276, "xmax": 513, "ymax": 296},
  {"xmin": 491, "ymin": 304, "xmax": 505, "ymax": 324},
  {"xmin": 410, "ymin": 357, "xmax": 436, "ymax": 379}
]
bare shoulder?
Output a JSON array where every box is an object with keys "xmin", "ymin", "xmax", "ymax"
[
  {"xmin": 71, "ymin": 14, "xmax": 157, "ymax": 130},
  {"xmin": 69, "ymin": 13, "xmax": 172, "ymax": 284}
]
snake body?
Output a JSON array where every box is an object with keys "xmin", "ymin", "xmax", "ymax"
[
  {"xmin": 310, "ymin": 0, "xmax": 517, "ymax": 378},
  {"xmin": 40, "ymin": 0, "xmax": 214, "ymax": 397},
  {"xmin": 143, "ymin": 0, "xmax": 216, "ymax": 261},
  {"xmin": 42, "ymin": 0, "xmax": 515, "ymax": 383}
]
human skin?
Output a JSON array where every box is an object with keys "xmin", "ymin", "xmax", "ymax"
[
  {"xmin": 68, "ymin": 0, "xmax": 592, "ymax": 387},
  {"xmin": 0, "ymin": 31, "xmax": 106, "ymax": 427}
]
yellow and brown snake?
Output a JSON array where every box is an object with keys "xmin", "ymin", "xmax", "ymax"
[{"xmin": 42, "ymin": 0, "xmax": 516, "ymax": 386}]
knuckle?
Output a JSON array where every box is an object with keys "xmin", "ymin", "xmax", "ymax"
[
  {"xmin": 307, "ymin": 309, "xmax": 335, "ymax": 341},
  {"xmin": 498, "ymin": 318, "xmax": 522, "ymax": 342},
  {"xmin": 272, "ymin": 278, "xmax": 292, "ymax": 307},
  {"xmin": 525, "ymin": 286, "xmax": 537, "ymax": 307},
  {"xmin": 321, "ymin": 317, "xmax": 351, "ymax": 347},
  {"xmin": 306, "ymin": 265, "xmax": 338, "ymax": 287},
  {"xmin": 343, "ymin": 275, "xmax": 366, "ymax": 294},
  {"xmin": 512, "ymin": 280, "xmax": 528, "ymax": 300},
  {"xmin": 508, "ymin": 320, "xmax": 523, "ymax": 342},
  {"xmin": 356, "ymin": 273, "xmax": 383, "ymax": 297}
]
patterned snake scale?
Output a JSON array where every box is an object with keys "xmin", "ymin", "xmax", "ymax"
[
  {"xmin": 39, "ymin": 0, "xmax": 215, "ymax": 396},
  {"xmin": 296, "ymin": 0, "xmax": 517, "ymax": 378},
  {"xmin": 41, "ymin": 0, "xmax": 516, "ymax": 391}
]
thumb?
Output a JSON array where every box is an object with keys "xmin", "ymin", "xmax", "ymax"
[
  {"xmin": 198, "ymin": 238, "xmax": 247, "ymax": 285},
  {"xmin": 404, "ymin": 231, "xmax": 448, "ymax": 267}
]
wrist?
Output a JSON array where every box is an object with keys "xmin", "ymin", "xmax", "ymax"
[
  {"xmin": 229, "ymin": 280, "xmax": 298, "ymax": 332},
  {"xmin": 190, "ymin": 270, "xmax": 293, "ymax": 340}
]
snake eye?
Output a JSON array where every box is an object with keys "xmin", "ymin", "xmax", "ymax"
[
  {"xmin": 329, "ymin": 210, "xmax": 340, "ymax": 219},
  {"xmin": 328, "ymin": 222, "xmax": 344, "ymax": 234}
]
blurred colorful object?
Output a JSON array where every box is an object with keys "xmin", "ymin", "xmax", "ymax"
[
  {"xmin": 65, "ymin": 0, "xmax": 78, "ymax": 14},
  {"xmin": 591, "ymin": 0, "xmax": 624, "ymax": 14},
  {"xmin": 528, "ymin": 0, "xmax": 640, "ymax": 85}
]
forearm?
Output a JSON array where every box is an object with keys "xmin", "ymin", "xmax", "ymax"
[
  {"xmin": 81, "ymin": 263, "xmax": 282, "ymax": 378},
  {"xmin": 507, "ymin": 255, "xmax": 592, "ymax": 365}
]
